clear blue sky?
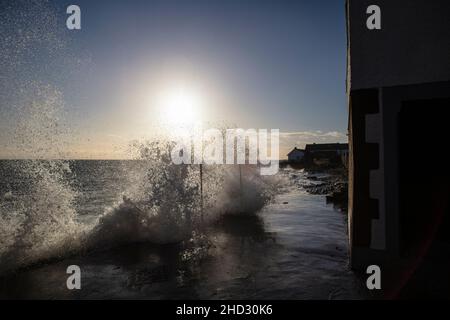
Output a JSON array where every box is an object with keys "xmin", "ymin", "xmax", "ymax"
[{"xmin": 0, "ymin": 0, "xmax": 348, "ymax": 158}]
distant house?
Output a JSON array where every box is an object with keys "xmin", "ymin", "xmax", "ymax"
[
  {"xmin": 287, "ymin": 147, "xmax": 305, "ymax": 163},
  {"xmin": 304, "ymin": 143, "xmax": 348, "ymax": 167}
]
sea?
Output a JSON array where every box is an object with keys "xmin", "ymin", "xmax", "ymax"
[{"xmin": 0, "ymin": 160, "xmax": 364, "ymax": 299}]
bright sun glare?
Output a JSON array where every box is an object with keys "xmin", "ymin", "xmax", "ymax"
[{"xmin": 157, "ymin": 86, "xmax": 203, "ymax": 126}]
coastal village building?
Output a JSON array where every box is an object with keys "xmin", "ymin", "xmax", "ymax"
[
  {"xmin": 287, "ymin": 144, "xmax": 348, "ymax": 166},
  {"xmin": 304, "ymin": 143, "xmax": 348, "ymax": 167},
  {"xmin": 287, "ymin": 147, "xmax": 305, "ymax": 163},
  {"xmin": 346, "ymin": 0, "xmax": 450, "ymax": 293}
]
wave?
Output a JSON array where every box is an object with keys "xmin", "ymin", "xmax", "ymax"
[
  {"xmin": 86, "ymin": 141, "xmax": 286, "ymax": 248},
  {"xmin": 0, "ymin": 0, "xmax": 287, "ymax": 275},
  {"xmin": 0, "ymin": 160, "xmax": 88, "ymax": 273},
  {"xmin": 0, "ymin": 86, "xmax": 286, "ymax": 275},
  {"xmin": 0, "ymin": 155, "xmax": 286, "ymax": 275}
]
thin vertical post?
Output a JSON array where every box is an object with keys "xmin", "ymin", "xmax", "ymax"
[
  {"xmin": 200, "ymin": 163, "xmax": 204, "ymax": 222},
  {"xmin": 239, "ymin": 164, "xmax": 243, "ymax": 213}
]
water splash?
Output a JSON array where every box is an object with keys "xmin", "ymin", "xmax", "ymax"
[
  {"xmin": 0, "ymin": 137, "xmax": 285, "ymax": 274},
  {"xmin": 87, "ymin": 140, "xmax": 285, "ymax": 250},
  {"xmin": 0, "ymin": 0, "xmax": 286, "ymax": 274},
  {"xmin": 0, "ymin": 87, "xmax": 88, "ymax": 272}
]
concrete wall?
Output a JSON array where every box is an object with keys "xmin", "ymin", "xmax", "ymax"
[
  {"xmin": 347, "ymin": 0, "xmax": 450, "ymax": 91},
  {"xmin": 346, "ymin": 0, "xmax": 450, "ymax": 271}
]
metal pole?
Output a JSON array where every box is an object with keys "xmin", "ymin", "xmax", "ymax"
[
  {"xmin": 239, "ymin": 164, "xmax": 243, "ymax": 213},
  {"xmin": 200, "ymin": 163, "xmax": 203, "ymax": 222}
]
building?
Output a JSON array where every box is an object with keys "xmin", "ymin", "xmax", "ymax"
[
  {"xmin": 287, "ymin": 147, "xmax": 305, "ymax": 163},
  {"xmin": 304, "ymin": 143, "xmax": 348, "ymax": 167},
  {"xmin": 346, "ymin": 0, "xmax": 450, "ymax": 295}
]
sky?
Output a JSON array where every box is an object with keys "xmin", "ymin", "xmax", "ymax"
[{"xmin": 0, "ymin": 0, "xmax": 348, "ymax": 159}]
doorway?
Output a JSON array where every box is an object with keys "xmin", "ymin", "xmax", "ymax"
[{"xmin": 399, "ymin": 98, "xmax": 450, "ymax": 256}]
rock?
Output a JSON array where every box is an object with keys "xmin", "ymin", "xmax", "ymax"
[{"xmin": 303, "ymin": 170, "xmax": 348, "ymax": 210}]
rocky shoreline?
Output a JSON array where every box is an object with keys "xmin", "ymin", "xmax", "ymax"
[{"xmin": 302, "ymin": 168, "xmax": 348, "ymax": 211}]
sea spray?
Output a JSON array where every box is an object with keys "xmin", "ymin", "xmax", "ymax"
[
  {"xmin": 0, "ymin": 154, "xmax": 286, "ymax": 274},
  {"xmin": 0, "ymin": 88, "xmax": 88, "ymax": 273},
  {"xmin": 0, "ymin": 0, "xmax": 286, "ymax": 272},
  {"xmin": 0, "ymin": 93, "xmax": 286, "ymax": 274},
  {"xmin": 85, "ymin": 140, "xmax": 286, "ymax": 250},
  {"xmin": 0, "ymin": 0, "xmax": 93, "ymax": 273}
]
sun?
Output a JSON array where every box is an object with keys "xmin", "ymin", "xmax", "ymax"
[{"xmin": 157, "ymin": 86, "xmax": 203, "ymax": 126}]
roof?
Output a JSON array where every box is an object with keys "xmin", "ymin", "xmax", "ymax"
[
  {"xmin": 305, "ymin": 143, "xmax": 349, "ymax": 152},
  {"xmin": 287, "ymin": 147, "xmax": 305, "ymax": 156}
]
